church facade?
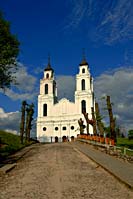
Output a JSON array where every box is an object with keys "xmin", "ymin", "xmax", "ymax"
[{"xmin": 37, "ymin": 57, "xmax": 94, "ymax": 142}]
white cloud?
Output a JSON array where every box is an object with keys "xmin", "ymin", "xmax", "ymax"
[
  {"xmin": 0, "ymin": 107, "xmax": 21, "ymax": 134},
  {"xmin": 0, "ymin": 62, "xmax": 38, "ymax": 101},
  {"xmin": 94, "ymin": 67, "xmax": 133, "ymax": 131},
  {"xmin": 0, "ymin": 107, "xmax": 37, "ymax": 137},
  {"xmin": 96, "ymin": 0, "xmax": 133, "ymax": 44},
  {"xmin": 64, "ymin": 0, "xmax": 132, "ymax": 44},
  {"xmin": 63, "ymin": 0, "xmax": 87, "ymax": 29}
]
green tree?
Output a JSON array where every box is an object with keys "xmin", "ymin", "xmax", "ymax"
[
  {"xmin": 0, "ymin": 12, "xmax": 20, "ymax": 90},
  {"xmin": 128, "ymin": 129, "xmax": 133, "ymax": 140}
]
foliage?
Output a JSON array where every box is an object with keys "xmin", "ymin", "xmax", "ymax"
[
  {"xmin": 0, "ymin": 12, "xmax": 20, "ymax": 90},
  {"xmin": 128, "ymin": 129, "xmax": 133, "ymax": 140}
]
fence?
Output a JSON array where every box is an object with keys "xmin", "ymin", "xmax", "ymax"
[{"xmin": 77, "ymin": 134, "xmax": 133, "ymax": 157}]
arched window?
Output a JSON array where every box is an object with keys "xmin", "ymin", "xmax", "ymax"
[
  {"xmin": 45, "ymin": 84, "xmax": 48, "ymax": 94},
  {"xmin": 46, "ymin": 73, "xmax": 49, "ymax": 79},
  {"xmin": 81, "ymin": 79, "xmax": 85, "ymax": 90},
  {"xmin": 81, "ymin": 100, "xmax": 86, "ymax": 113},
  {"xmin": 43, "ymin": 104, "xmax": 47, "ymax": 116},
  {"xmin": 82, "ymin": 68, "xmax": 85, "ymax": 73}
]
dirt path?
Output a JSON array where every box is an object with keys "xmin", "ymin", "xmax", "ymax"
[{"xmin": 0, "ymin": 143, "xmax": 132, "ymax": 199}]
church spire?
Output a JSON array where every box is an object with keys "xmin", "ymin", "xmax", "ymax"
[
  {"xmin": 45, "ymin": 54, "xmax": 54, "ymax": 72},
  {"xmin": 80, "ymin": 49, "xmax": 88, "ymax": 66}
]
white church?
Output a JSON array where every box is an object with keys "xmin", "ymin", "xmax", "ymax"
[{"xmin": 37, "ymin": 56, "xmax": 94, "ymax": 142}]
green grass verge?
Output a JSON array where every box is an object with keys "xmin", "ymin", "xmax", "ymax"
[
  {"xmin": 116, "ymin": 137, "xmax": 133, "ymax": 150},
  {"xmin": 0, "ymin": 130, "xmax": 34, "ymax": 159}
]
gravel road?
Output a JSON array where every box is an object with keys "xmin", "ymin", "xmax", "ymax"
[{"xmin": 0, "ymin": 143, "xmax": 132, "ymax": 199}]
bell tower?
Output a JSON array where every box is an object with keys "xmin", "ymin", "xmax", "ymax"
[
  {"xmin": 38, "ymin": 57, "xmax": 57, "ymax": 118},
  {"xmin": 75, "ymin": 54, "xmax": 94, "ymax": 116}
]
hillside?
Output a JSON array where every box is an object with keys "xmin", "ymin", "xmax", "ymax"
[{"xmin": 0, "ymin": 130, "xmax": 34, "ymax": 161}]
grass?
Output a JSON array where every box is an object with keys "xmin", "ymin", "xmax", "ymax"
[
  {"xmin": 116, "ymin": 137, "xmax": 133, "ymax": 156},
  {"xmin": 116, "ymin": 137, "xmax": 133, "ymax": 149},
  {"xmin": 0, "ymin": 130, "xmax": 35, "ymax": 159}
]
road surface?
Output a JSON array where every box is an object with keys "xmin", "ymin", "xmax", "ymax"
[{"xmin": 0, "ymin": 143, "xmax": 132, "ymax": 199}]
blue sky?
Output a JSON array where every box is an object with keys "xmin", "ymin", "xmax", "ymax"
[{"xmin": 0, "ymin": 0, "xmax": 133, "ymax": 135}]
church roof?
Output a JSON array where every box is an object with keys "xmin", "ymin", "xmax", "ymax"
[
  {"xmin": 80, "ymin": 58, "xmax": 88, "ymax": 66},
  {"xmin": 79, "ymin": 51, "xmax": 89, "ymax": 66},
  {"xmin": 44, "ymin": 56, "xmax": 54, "ymax": 72}
]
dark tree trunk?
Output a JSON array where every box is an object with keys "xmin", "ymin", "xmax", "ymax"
[
  {"xmin": 25, "ymin": 103, "xmax": 34, "ymax": 142},
  {"xmin": 78, "ymin": 118, "xmax": 84, "ymax": 134},
  {"xmin": 95, "ymin": 102, "xmax": 104, "ymax": 136},
  {"xmin": 83, "ymin": 112, "xmax": 89, "ymax": 134},
  {"xmin": 20, "ymin": 101, "xmax": 27, "ymax": 144},
  {"xmin": 91, "ymin": 107, "xmax": 97, "ymax": 135},
  {"xmin": 106, "ymin": 96, "xmax": 116, "ymax": 142}
]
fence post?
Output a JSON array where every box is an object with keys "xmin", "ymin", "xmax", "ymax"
[{"xmin": 124, "ymin": 147, "xmax": 126, "ymax": 155}]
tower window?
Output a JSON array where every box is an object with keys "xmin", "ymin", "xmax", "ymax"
[
  {"xmin": 43, "ymin": 104, "xmax": 47, "ymax": 116},
  {"xmin": 82, "ymin": 68, "xmax": 85, "ymax": 73},
  {"xmin": 62, "ymin": 126, "xmax": 66, "ymax": 130},
  {"xmin": 46, "ymin": 73, "xmax": 49, "ymax": 79},
  {"xmin": 45, "ymin": 84, "xmax": 48, "ymax": 94},
  {"xmin": 81, "ymin": 100, "xmax": 86, "ymax": 113},
  {"xmin": 81, "ymin": 79, "xmax": 85, "ymax": 90}
]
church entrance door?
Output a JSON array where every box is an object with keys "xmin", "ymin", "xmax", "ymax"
[
  {"xmin": 55, "ymin": 136, "xmax": 58, "ymax": 142},
  {"xmin": 62, "ymin": 136, "xmax": 67, "ymax": 142}
]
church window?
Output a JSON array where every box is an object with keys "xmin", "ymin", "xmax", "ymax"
[
  {"xmin": 55, "ymin": 127, "xmax": 58, "ymax": 131},
  {"xmin": 62, "ymin": 126, "xmax": 66, "ymax": 130},
  {"xmin": 53, "ymin": 83, "xmax": 56, "ymax": 95},
  {"xmin": 81, "ymin": 79, "xmax": 85, "ymax": 90},
  {"xmin": 71, "ymin": 126, "xmax": 74, "ymax": 130},
  {"xmin": 81, "ymin": 100, "xmax": 86, "ymax": 113},
  {"xmin": 43, "ymin": 127, "xmax": 47, "ymax": 131},
  {"xmin": 46, "ymin": 73, "xmax": 49, "ymax": 78},
  {"xmin": 45, "ymin": 84, "xmax": 48, "ymax": 94},
  {"xmin": 43, "ymin": 104, "xmax": 47, "ymax": 116},
  {"xmin": 82, "ymin": 68, "xmax": 85, "ymax": 73}
]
